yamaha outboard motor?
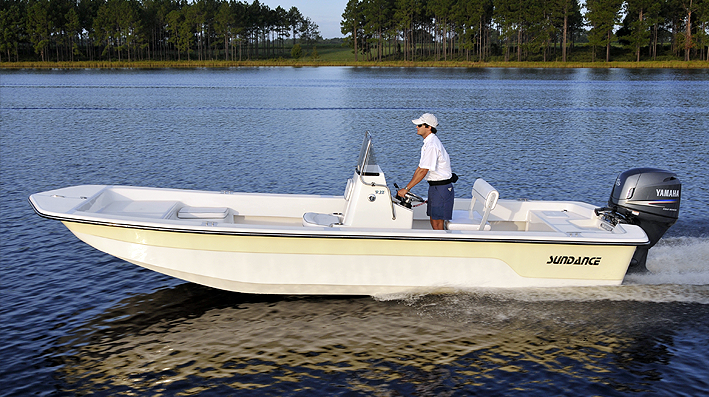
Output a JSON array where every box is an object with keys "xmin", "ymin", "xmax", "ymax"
[{"xmin": 596, "ymin": 168, "xmax": 681, "ymax": 273}]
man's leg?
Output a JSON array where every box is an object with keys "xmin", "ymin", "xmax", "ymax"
[{"xmin": 430, "ymin": 218, "xmax": 445, "ymax": 230}]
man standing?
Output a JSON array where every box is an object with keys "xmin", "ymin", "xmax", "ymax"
[{"xmin": 397, "ymin": 113, "xmax": 455, "ymax": 230}]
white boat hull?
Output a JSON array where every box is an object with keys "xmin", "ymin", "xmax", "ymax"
[{"xmin": 65, "ymin": 220, "xmax": 636, "ymax": 295}]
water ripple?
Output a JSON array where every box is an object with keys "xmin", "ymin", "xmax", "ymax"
[{"xmin": 2, "ymin": 67, "xmax": 708, "ymax": 396}]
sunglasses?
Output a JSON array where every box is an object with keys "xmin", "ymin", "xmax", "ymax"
[{"xmin": 417, "ymin": 124, "xmax": 427, "ymax": 128}]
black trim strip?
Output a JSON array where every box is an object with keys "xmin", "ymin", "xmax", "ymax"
[
  {"xmin": 355, "ymin": 169, "xmax": 380, "ymax": 177},
  {"xmin": 30, "ymin": 198, "xmax": 649, "ymax": 247}
]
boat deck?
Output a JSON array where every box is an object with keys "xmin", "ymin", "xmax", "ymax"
[
  {"xmin": 31, "ymin": 184, "xmax": 638, "ymax": 240},
  {"xmin": 81, "ymin": 197, "xmax": 611, "ymax": 235}
]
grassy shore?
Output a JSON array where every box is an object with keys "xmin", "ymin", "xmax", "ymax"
[
  {"xmin": 2, "ymin": 59, "xmax": 708, "ymax": 69},
  {"xmin": 3, "ymin": 39, "xmax": 708, "ymax": 68},
  {"xmin": 2, "ymin": 44, "xmax": 708, "ymax": 69}
]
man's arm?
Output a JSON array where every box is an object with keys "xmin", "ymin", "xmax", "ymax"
[{"xmin": 397, "ymin": 167, "xmax": 428, "ymax": 197}]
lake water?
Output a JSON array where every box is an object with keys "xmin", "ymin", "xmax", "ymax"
[{"xmin": 1, "ymin": 67, "xmax": 708, "ymax": 396}]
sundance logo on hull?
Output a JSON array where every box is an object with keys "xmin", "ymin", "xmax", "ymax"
[{"xmin": 547, "ymin": 256, "xmax": 602, "ymax": 266}]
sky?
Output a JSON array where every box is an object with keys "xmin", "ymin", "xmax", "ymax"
[{"xmin": 258, "ymin": 0, "xmax": 349, "ymax": 39}]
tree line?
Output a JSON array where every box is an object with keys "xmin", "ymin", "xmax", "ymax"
[
  {"xmin": 340, "ymin": 0, "xmax": 709, "ymax": 62},
  {"xmin": 0, "ymin": 0, "xmax": 321, "ymax": 62}
]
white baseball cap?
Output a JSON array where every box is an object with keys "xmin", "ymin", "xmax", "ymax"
[{"xmin": 412, "ymin": 113, "xmax": 438, "ymax": 128}]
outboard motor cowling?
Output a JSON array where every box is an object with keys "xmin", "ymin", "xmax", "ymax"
[{"xmin": 599, "ymin": 168, "xmax": 681, "ymax": 273}]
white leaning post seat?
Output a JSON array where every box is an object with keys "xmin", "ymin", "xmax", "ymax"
[
  {"xmin": 447, "ymin": 178, "xmax": 499, "ymax": 231},
  {"xmin": 302, "ymin": 212, "xmax": 343, "ymax": 227}
]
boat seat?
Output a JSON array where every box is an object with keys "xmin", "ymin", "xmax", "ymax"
[
  {"xmin": 302, "ymin": 212, "xmax": 343, "ymax": 227},
  {"xmin": 177, "ymin": 206, "xmax": 229, "ymax": 219},
  {"xmin": 447, "ymin": 178, "xmax": 499, "ymax": 231}
]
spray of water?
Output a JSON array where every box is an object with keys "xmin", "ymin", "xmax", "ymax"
[{"xmin": 626, "ymin": 237, "xmax": 709, "ymax": 285}]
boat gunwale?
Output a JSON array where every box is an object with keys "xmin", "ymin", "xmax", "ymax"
[{"xmin": 30, "ymin": 197, "xmax": 650, "ymax": 247}]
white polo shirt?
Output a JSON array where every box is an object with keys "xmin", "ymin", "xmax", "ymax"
[{"xmin": 418, "ymin": 133, "xmax": 452, "ymax": 181}]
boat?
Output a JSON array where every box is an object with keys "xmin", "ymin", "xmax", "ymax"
[{"xmin": 29, "ymin": 132, "xmax": 682, "ymax": 295}]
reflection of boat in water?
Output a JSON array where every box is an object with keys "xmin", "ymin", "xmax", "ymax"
[
  {"xmin": 29, "ymin": 133, "xmax": 681, "ymax": 295},
  {"xmin": 48, "ymin": 284, "xmax": 708, "ymax": 395}
]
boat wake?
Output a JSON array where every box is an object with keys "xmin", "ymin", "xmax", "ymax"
[{"xmin": 628, "ymin": 236, "xmax": 709, "ymax": 285}]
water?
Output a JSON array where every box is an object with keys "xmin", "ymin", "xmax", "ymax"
[{"xmin": 1, "ymin": 67, "xmax": 708, "ymax": 396}]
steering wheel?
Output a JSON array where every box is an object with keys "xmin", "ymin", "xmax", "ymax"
[{"xmin": 393, "ymin": 184, "xmax": 425, "ymax": 208}]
